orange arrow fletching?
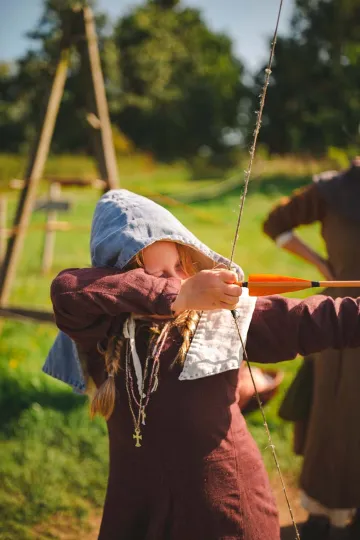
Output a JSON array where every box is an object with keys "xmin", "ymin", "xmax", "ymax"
[{"xmin": 246, "ymin": 274, "xmax": 313, "ymax": 296}]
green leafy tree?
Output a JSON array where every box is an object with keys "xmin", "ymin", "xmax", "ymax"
[
  {"xmin": 0, "ymin": 63, "xmax": 28, "ymax": 152},
  {"xmin": 0, "ymin": 0, "xmax": 115, "ymax": 153},
  {"xmin": 150, "ymin": 0, "xmax": 181, "ymax": 7},
  {"xmin": 114, "ymin": 2, "xmax": 245, "ymax": 160},
  {"xmin": 255, "ymin": 0, "xmax": 360, "ymax": 154},
  {"xmin": 1, "ymin": 0, "xmax": 245, "ymax": 160}
]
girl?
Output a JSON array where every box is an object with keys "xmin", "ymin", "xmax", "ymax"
[
  {"xmin": 263, "ymin": 158, "xmax": 360, "ymax": 539},
  {"xmin": 45, "ymin": 189, "xmax": 360, "ymax": 540}
]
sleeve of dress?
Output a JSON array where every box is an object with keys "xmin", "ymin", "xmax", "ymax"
[
  {"xmin": 262, "ymin": 184, "xmax": 327, "ymax": 241},
  {"xmin": 51, "ymin": 267, "xmax": 181, "ymax": 344},
  {"xmin": 246, "ymin": 295, "xmax": 360, "ymax": 364}
]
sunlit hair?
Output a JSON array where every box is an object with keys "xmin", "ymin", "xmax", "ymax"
[
  {"xmin": 90, "ymin": 336, "xmax": 123, "ymax": 420},
  {"xmin": 90, "ymin": 242, "xmax": 201, "ymax": 420}
]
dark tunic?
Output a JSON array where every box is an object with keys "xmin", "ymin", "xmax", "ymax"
[
  {"xmin": 263, "ymin": 174, "xmax": 360, "ymax": 508},
  {"xmin": 51, "ymin": 267, "xmax": 360, "ymax": 538}
]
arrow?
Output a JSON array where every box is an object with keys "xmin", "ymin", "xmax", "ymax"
[{"xmin": 239, "ymin": 274, "xmax": 360, "ymax": 296}]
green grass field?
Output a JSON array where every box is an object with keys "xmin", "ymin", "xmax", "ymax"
[{"xmin": 0, "ymin": 153, "xmax": 330, "ymax": 539}]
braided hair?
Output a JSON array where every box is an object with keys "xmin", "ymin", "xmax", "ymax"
[{"xmin": 90, "ymin": 335, "xmax": 123, "ymax": 420}]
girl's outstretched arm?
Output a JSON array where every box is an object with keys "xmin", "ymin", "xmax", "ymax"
[
  {"xmin": 246, "ymin": 295, "xmax": 360, "ymax": 364},
  {"xmin": 51, "ymin": 267, "xmax": 180, "ymax": 343}
]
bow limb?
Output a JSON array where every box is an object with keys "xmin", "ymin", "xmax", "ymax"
[{"xmin": 226, "ymin": 0, "xmax": 300, "ymax": 537}]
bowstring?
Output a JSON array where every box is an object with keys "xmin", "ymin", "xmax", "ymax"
[
  {"xmin": 228, "ymin": 1, "xmax": 300, "ymax": 538},
  {"xmin": 229, "ymin": 0, "xmax": 284, "ymax": 267}
]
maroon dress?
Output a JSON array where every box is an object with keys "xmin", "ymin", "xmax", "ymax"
[{"xmin": 51, "ymin": 267, "xmax": 360, "ymax": 540}]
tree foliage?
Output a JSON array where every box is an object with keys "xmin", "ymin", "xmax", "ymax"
[
  {"xmin": 255, "ymin": 0, "xmax": 360, "ymax": 154},
  {"xmin": 0, "ymin": 0, "xmax": 244, "ymax": 160},
  {"xmin": 0, "ymin": 0, "xmax": 113, "ymax": 154},
  {"xmin": 149, "ymin": 0, "xmax": 181, "ymax": 8},
  {"xmin": 1, "ymin": 0, "xmax": 359, "ymax": 159},
  {"xmin": 114, "ymin": 3, "xmax": 244, "ymax": 160}
]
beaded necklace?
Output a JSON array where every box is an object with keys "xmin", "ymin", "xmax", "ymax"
[{"xmin": 124, "ymin": 316, "xmax": 170, "ymax": 447}]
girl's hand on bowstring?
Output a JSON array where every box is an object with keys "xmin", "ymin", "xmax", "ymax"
[{"xmin": 172, "ymin": 269, "xmax": 242, "ymax": 313}]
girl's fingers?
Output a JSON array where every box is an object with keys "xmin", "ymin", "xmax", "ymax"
[
  {"xmin": 217, "ymin": 269, "xmax": 238, "ymax": 283},
  {"xmin": 220, "ymin": 301, "xmax": 238, "ymax": 310},
  {"xmin": 220, "ymin": 293, "xmax": 240, "ymax": 306},
  {"xmin": 223, "ymin": 283, "xmax": 242, "ymax": 297}
]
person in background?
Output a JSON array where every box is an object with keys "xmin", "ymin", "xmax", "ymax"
[{"xmin": 263, "ymin": 158, "xmax": 360, "ymax": 540}]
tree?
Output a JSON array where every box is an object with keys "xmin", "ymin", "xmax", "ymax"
[
  {"xmin": 0, "ymin": 63, "xmax": 28, "ymax": 152},
  {"xmin": 0, "ymin": 0, "xmax": 116, "ymax": 154},
  {"xmin": 1, "ymin": 0, "xmax": 245, "ymax": 160},
  {"xmin": 114, "ymin": 2, "xmax": 245, "ymax": 160},
  {"xmin": 254, "ymin": 0, "xmax": 360, "ymax": 155},
  {"xmin": 149, "ymin": 0, "xmax": 181, "ymax": 7}
]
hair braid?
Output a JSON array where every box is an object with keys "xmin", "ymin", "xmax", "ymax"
[
  {"xmin": 90, "ymin": 335, "xmax": 123, "ymax": 420},
  {"xmin": 174, "ymin": 310, "xmax": 201, "ymax": 366}
]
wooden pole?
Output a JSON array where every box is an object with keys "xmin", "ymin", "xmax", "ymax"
[
  {"xmin": 0, "ymin": 47, "xmax": 70, "ymax": 306},
  {"xmin": 78, "ymin": 6, "xmax": 119, "ymax": 191},
  {"xmin": 41, "ymin": 182, "xmax": 61, "ymax": 274},
  {"xmin": 0, "ymin": 306, "xmax": 54, "ymax": 324}
]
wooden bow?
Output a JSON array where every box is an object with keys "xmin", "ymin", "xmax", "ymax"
[{"xmin": 227, "ymin": 1, "xmax": 301, "ymax": 538}]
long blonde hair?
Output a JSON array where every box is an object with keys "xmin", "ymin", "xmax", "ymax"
[{"xmin": 90, "ymin": 242, "xmax": 201, "ymax": 420}]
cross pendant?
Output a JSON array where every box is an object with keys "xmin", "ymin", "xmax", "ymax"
[{"xmin": 133, "ymin": 429, "xmax": 142, "ymax": 448}]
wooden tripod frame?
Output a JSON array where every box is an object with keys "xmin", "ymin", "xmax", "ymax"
[{"xmin": 0, "ymin": 6, "xmax": 119, "ymax": 320}]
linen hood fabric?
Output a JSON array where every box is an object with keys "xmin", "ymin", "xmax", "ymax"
[{"xmin": 43, "ymin": 189, "xmax": 255, "ymax": 392}]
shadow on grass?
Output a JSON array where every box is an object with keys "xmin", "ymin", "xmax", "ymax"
[
  {"xmin": 250, "ymin": 174, "xmax": 311, "ymax": 198},
  {"xmin": 0, "ymin": 375, "xmax": 86, "ymax": 430},
  {"xmin": 190, "ymin": 169, "xmax": 229, "ymax": 181},
  {"xmin": 170, "ymin": 173, "xmax": 312, "ymax": 208}
]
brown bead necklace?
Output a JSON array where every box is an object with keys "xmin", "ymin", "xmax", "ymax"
[{"xmin": 124, "ymin": 317, "xmax": 170, "ymax": 447}]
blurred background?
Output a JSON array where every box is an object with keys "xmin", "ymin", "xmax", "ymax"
[{"xmin": 0, "ymin": 1, "xmax": 359, "ymax": 538}]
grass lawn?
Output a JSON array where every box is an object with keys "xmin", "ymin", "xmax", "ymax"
[{"xmin": 0, "ymin": 153, "xmax": 329, "ymax": 539}]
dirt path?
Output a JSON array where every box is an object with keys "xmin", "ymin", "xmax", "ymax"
[{"xmin": 272, "ymin": 480, "xmax": 306, "ymax": 539}]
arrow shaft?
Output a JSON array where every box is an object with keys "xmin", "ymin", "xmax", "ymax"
[
  {"xmin": 240, "ymin": 280, "xmax": 360, "ymax": 288},
  {"xmin": 241, "ymin": 281, "xmax": 314, "ymax": 288},
  {"xmin": 317, "ymin": 281, "xmax": 360, "ymax": 287}
]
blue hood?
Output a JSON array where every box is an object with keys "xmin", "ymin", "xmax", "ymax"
[
  {"xmin": 43, "ymin": 189, "xmax": 244, "ymax": 392},
  {"xmin": 90, "ymin": 189, "xmax": 243, "ymax": 273}
]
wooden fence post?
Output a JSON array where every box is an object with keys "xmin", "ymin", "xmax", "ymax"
[{"xmin": 41, "ymin": 182, "xmax": 61, "ymax": 274}]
